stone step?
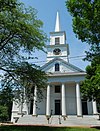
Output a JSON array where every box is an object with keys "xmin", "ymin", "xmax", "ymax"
[
  {"xmin": 17, "ymin": 115, "xmax": 65, "ymax": 125},
  {"xmin": 17, "ymin": 115, "xmax": 100, "ymax": 126},
  {"xmin": 17, "ymin": 115, "xmax": 47, "ymax": 124}
]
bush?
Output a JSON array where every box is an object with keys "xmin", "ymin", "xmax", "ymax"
[{"xmin": 0, "ymin": 105, "xmax": 8, "ymax": 122}]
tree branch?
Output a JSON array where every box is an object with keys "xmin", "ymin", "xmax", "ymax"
[
  {"xmin": 0, "ymin": 67, "xmax": 16, "ymax": 81},
  {"xmin": 0, "ymin": 33, "xmax": 14, "ymax": 50}
]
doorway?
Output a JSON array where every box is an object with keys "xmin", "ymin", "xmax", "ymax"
[
  {"xmin": 30, "ymin": 100, "xmax": 33, "ymax": 114},
  {"xmin": 55, "ymin": 100, "xmax": 61, "ymax": 115},
  {"xmin": 82, "ymin": 100, "xmax": 88, "ymax": 115}
]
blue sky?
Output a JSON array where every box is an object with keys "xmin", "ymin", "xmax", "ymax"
[{"xmin": 20, "ymin": 0, "xmax": 90, "ymax": 71}]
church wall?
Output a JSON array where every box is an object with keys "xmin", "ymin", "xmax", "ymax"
[
  {"xmin": 61, "ymin": 47, "xmax": 68, "ymax": 56},
  {"xmin": 12, "ymin": 100, "xmax": 19, "ymax": 111},
  {"xmin": 11, "ymin": 101, "xmax": 20, "ymax": 122},
  {"xmin": 47, "ymin": 46, "xmax": 68, "ymax": 62},
  {"xmin": 87, "ymin": 101, "xmax": 93, "ymax": 115},
  {"xmin": 50, "ymin": 33, "xmax": 65, "ymax": 45}
]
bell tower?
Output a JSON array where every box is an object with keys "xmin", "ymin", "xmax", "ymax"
[{"xmin": 47, "ymin": 12, "xmax": 69, "ymax": 62}]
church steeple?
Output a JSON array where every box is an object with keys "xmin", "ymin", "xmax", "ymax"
[
  {"xmin": 47, "ymin": 12, "xmax": 69, "ymax": 62},
  {"xmin": 55, "ymin": 11, "xmax": 61, "ymax": 32}
]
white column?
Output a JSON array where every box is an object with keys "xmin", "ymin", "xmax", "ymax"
[
  {"xmin": 46, "ymin": 84, "xmax": 50, "ymax": 116},
  {"xmin": 62, "ymin": 83, "xmax": 66, "ymax": 116},
  {"xmin": 93, "ymin": 100, "xmax": 98, "ymax": 114},
  {"xmin": 23, "ymin": 87, "xmax": 28, "ymax": 115},
  {"xmin": 76, "ymin": 82, "xmax": 82, "ymax": 116},
  {"xmin": 18, "ymin": 93, "xmax": 23, "ymax": 115},
  {"xmin": 33, "ymin": 86, "xmax": 37, "ymax": 115}
]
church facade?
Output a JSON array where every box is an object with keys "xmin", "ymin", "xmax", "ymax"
[{"xmin": 11, "ymin": 12, "xmax": 98, "ymax": 123}]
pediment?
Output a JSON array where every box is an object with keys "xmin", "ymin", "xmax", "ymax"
[{"xmin": 41, "ymin": 58, "xmax": 84, "ymax": 73}]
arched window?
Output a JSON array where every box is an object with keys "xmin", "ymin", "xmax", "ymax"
[{"xmin": 55, "ymin": 63, "xmax": 60, "ymax": 71}]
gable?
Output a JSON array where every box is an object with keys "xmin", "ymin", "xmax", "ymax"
[{"xmin": 41, "ymin": 58, "xmax": 83, "ymax": 73}]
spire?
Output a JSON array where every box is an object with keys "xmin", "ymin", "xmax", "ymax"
[{"xmin": 55, "ymin": 11, "xmax": 61, "ymax": 32}]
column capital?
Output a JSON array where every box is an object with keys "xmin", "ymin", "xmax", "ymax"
[
  {"xmin": 47, "ymin": 83, "xmax": 51, "ymax": 86},
  {"xmin": 35, "ymin": 85, "xmax": 37, "ymax": 87},
  {"xmin": 75, "ymin": 81, "xmax": 80, "ymax": 84},
  {"xmin": 61, "ymin": 83, "xmax": 66, "ymax": 86}
]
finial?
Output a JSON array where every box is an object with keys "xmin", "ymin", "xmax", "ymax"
[{"xmin": 55, "ymin": 11, "xmax": 61, "ymax": 32}]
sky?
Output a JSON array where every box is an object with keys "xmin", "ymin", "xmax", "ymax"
[{"xmin": 20, "ymin": 0, "xmax": 90, "ymax": 71}]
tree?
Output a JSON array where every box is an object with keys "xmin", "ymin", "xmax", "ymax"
[
  {"xmin": 0, "ymin": 0, "xmax": 47, "ymax": 120},
  {"xmin": 81, "ymin": 56, "xmax": 100, "ymax": 104},
  {"xmin": 0, "ymin": 105, "xmax": 8, "ymax": 122},
  {"xmin": 0, "ymin": 0, "xmax": 47, "ymax": 90},
  {"xmin": 66, "ymin": 0, "xmax": 100, "ymax": 60},
  {"xmin": 0, "ymin": 87, "xmax": 14, "ymax": 121},
  {"xmin": 66, "ymin": 0, "xmax": 100, "ymax": 104}
]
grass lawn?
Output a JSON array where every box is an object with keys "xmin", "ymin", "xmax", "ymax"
[{"xmin": 0, "ymin": 125, "xmax": 99, "ymax": 131}]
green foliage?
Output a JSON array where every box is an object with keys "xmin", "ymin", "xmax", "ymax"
[
  {"xmin": 66, "ymin": 0, "xmax": 100, "ymax": 105},
  {"xmin": 0, "ymin": 105, "xmax": 8, "ymax": 122},
  {"xmin": 66, "ymin": 0, "xmax": 100, "ymax": 60},
  {"xmin": 0, "ymin": 0, "xmax": 47, "ymax": 93},
  {"xmin": 81, "ymin": 56, "xmax": 100, "ymax": 104},
  {"xmin": 0, "ymin": 87, "xmax": 14, "ymax": 121}
]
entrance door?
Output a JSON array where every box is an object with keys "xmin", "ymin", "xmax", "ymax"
[
  {"xmin": 82, "ymin": 101, "xmax": 88, "ymax": 115},
  {"xmin": 55, "ymin": 100, "xmax": 61, "ymax": 115},
  {"xmin": 30, "ymin": 100, "xmax": 33, "ymax": 114}
]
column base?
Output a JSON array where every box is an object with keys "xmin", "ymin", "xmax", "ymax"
[
  {"xmin": 46, "ymin": 115, "xmax": 51, "ymax": 118},
  {"xmin": 62, "ymin": 115, "xmax": 67, "ymax": 120},
  {"xmin": 17, "ymin": 112, "xmax": 22, "ymax": 115},
  {"xmin": 32, "ymin": 114, "xmax": 38, "ymax": 117},
  {"xmin": 46, "ymin": 115, "xmax": 51, "ymax": 124},
  {"xmin": 93, "ymin": 113, "xmax": 98, "ymax": 115},
  {"xmin": 77, "ymin": 115, "xmax": 83, "ymax": 117}
]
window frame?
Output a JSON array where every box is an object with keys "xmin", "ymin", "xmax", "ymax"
[
  {"xmin": 55, "ymin": 85, "xmax": 61, "ymax": 93},
  {"xmin": 55, "ymin": 37, "xmax": 60, "ymax": 45},
  {"xmin": 55, "ymin": 63, "xmax": 60, "ymax": 71}
]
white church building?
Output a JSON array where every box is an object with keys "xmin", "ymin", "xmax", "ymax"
[{"xmin": 11, "ymin": 12, "xmax": 98, "ymax": 123}]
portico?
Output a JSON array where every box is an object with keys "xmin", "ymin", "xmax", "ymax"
[
  {"xmin": 12, "ymin": 78, "xmax": 97, "ymax": 120},
  {"xmin": 46, "ymin": 80, "xmax": 82, "ymax": 117}
]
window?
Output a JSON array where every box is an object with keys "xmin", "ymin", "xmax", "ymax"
[
  {"xmin": 55, "ymin": 85, "xmax": 61, "ymax": 93},
  {"xmin": 55, "ymin": 63, "xmax": 60, "ymax": 71},
  {"xmin": 55, "ymin": 37, "xmax": 60, "ymax": 45}
]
